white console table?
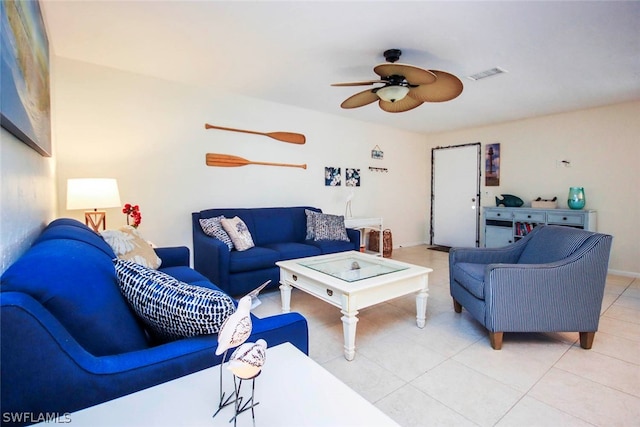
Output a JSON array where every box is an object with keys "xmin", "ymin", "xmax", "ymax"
[{"xmin": 344, "ymin": 217, "xmax": 383, "ymax": 257}]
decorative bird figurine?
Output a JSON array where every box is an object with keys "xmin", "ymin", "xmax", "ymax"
[
  {"xmin": 228, "ymin": 339, "xmax": 267, "ymax": 380},
  {"xmin": 215, "ymin": 280, "xmax": 270, "ymax": 356},
  {"xmin": 213, "ymin": 280, "xmax": 270, "ymax": 418}
]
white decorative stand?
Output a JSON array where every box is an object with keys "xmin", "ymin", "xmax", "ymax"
[{"xmin": 344, "ymin": 217, "xmax": 383, "ymax": 257}]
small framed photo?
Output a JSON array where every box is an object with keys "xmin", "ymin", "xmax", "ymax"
[
  {"xmin": 325, "ymin": 167, "xmax": 341, "ymax": 186},
  {"xmin": 371, "ymin": 145, "xmax": 384, "ymax": 160}
]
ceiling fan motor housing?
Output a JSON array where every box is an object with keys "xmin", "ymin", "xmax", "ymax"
[{"xmin": 383, "ymin": 49, "xmax": 402, "ymax": 63}]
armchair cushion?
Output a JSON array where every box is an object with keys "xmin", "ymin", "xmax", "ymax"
[
  {"xmin": 451, "ymin": 262, "xmax": 486, "ymax": 299},
  {"xmin": 518, "ymin": 226, "xmax": 592, "ymax": 264}
]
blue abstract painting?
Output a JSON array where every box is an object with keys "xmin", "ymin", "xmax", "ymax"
[{"xmin": 1, "ymin": 0, "xmax": 51, "ymax": 156}]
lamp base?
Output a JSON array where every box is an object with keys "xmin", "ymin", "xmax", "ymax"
[{"xmin": 85, "ymin": 210, "xmax": 106, "ymax": 232}]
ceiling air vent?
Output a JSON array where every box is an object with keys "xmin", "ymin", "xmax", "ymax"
[{"xmin": 467, "ymin": 67, "xmax": 507, "ymax": 81}]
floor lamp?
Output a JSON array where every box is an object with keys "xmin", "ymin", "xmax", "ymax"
[{"xmin": 67, "ymin": 178, "xmax": 121, "ymax": 232}]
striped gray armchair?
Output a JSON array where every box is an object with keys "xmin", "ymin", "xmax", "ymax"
[{"xmin": 449, "ymin": 225, "xmax": 613, "ymax": 349}]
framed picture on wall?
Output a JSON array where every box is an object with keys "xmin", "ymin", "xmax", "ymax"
[
  {"xmin": 325, "ymin": 167, "xmax": 341, "ymax": 186},
  {"xmin": 485, "ymin": 143, "xmax": 500, "ymax": 186},
  {"xmin": 0, "ymin": 0, "xmax": 52, "ymax": 156},
  {"xmin": 345, "ymin": 168, "xmax": 361, "ymax": 187}
]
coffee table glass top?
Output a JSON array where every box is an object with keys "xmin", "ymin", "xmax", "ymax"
[{"xmin": 299, "ymin": 256, "xmax": 408, "ymax": 282}]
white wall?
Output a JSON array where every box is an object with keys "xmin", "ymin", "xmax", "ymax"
[
  {"xmin": 53, "ymin": 58, "xmax": 428, "ymax": 254},
  {"xmin": 424, "ymin": 101, "xmax": 640, "ymax": 275},
  {"xmin": 0, "ymin": 129, "xmax": 57, "ymax": 273}
]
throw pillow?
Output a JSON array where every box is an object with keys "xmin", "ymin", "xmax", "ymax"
[
  {"xmin": 221, "ymin": 216, "xmax": 255, "ymax": 251},
  {"xmin": 313, "ymin": 213, "xmax": 350, "ymax": 242},
  {"xmin": 305, "ymin": 209, "xmax": 320, "ymax": 240},
  {"xmin": 101, "ymin": 226, "xmax": 162, "ymax": 269},
  {"xmin": 114, "ymin": 259, "xmax": 236, "ymax": 341},
  {"xmin": 199, "ymin": 216, "xmax": 234, "ymax": 250}
]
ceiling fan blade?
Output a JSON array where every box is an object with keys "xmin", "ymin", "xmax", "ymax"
[
  {"xmin": 340, "ymin": 89, "xmax": 380, "ymax": 109},
  {"xmin": 373, "ymin": 63, "xmax": 436, "ymax": 85},
  {"xmin": 331, "ymin": 80, "xmax": 386, "ymax": 87},
  {"xmin": 408, "ymin": 70, "xmax": 464, "ymax": 102},
  {"xmin": 378, "ymin": 96, "xmax": 423, "ymax": 113}
]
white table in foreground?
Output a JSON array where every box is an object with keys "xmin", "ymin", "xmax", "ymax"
[
  {"xmin": 277, "ymin": 251, "xmax": 432, "ymax": 361},
  {"xmin": 43, "ymin": 343, "xmax": 399, "ymax": 427}
]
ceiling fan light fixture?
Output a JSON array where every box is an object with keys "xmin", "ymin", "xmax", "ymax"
[{"xmin": 376, "ymin": 85, "xmax": 409, "ymax": 103}]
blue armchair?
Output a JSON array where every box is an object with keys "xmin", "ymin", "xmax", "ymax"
[{"xmin": 449, "ymin": 225, "xmax": 613, "ymax": 349}]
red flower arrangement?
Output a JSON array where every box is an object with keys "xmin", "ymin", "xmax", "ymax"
[{"xmin": 122, "ymin": 203, "xmax": 142, "ymax": 228}]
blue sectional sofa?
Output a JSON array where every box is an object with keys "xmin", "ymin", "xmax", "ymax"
[
  {"xmin": 192, "ymin": 206, "xmax": 360, "ymax": 296},
  {"xmin": 0, "ymin": 218, "xmax": 308, "ymax": 425}
]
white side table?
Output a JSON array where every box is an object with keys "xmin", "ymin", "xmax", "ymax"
[{"xmin": 344, "ymin": 217, "xmax": 383, "ymax": 257}]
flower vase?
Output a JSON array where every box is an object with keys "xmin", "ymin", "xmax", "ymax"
[{"xmin": 567, "ymin": 187, "xmax": 586, "ymax": 210}]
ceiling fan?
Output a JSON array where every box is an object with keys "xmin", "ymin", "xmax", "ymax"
[{"xmin": 331, "ymin": 49, "xmax": 463, "ymax": 113}]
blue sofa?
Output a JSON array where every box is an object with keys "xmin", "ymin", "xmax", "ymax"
[
  {"xmin": 0, "ymin": 218, "xmax": 308, "ymax": 424},
  {"xmin": 192, "ymin": 206, "xmax": 360, "ymax": 296}
]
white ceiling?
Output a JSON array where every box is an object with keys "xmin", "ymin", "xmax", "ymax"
[{"xmin": 41, "ymin": 1, "xmax": 640, "ymax": 134}]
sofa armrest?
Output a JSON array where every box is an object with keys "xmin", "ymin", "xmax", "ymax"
[
  {"xmin": 154, "ymin": 246, "xmax": 190, "ymax": 268},
  {"xmin": 346, "ymin": 228, "xmax": 361, "ymax": 251},
  {"xmin": 192, "ymin": 223, "xmax": 231, "ymax": 290},
  {"xmin": 483, "ymin": 234, "xmax": 612, "ymax": 333}
]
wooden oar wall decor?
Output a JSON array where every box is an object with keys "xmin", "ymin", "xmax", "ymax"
[
  {"xmin": 204, "ymin": 123, "xmax": 306, "ymax": 145},
  {"xmin": 204, "ymin": 122, "xmax": 306, "ymax": 170},
  {"xmin": 206, "ymin": 153, "xmax": 307, "ymax": 170}
]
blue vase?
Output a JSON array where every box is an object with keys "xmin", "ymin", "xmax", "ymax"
[{"xmin": 567, "ymin": 187, "xmax": 586, "ymax": 209}]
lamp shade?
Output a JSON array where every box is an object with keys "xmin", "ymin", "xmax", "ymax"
[
  {"xmin": 67, "ymin": 178, "xmax": 121, "ymax": 210},
  {"xmin": 376, "ymin": 85, "xmax": 410, "ymax": 103}
]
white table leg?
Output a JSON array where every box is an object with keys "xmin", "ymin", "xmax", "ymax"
[
  {"xmin": 340, "ymin": 293, "xmax": 359, "ymax": 361},
  {"xmin": 415, "ymin": 278, "xmax": 429, "ymax": 328},
  {"xmin": 340, "ymin": 311, "xmax": 359, "ymax": 361},
  {"xmin": 280, "ymin": 282, "xmax": 292, "ymax": 313}
]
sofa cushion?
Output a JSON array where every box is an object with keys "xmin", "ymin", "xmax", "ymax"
[
  {"xmin": 222, "ymin": 217, "xmax": 255, "ymax": 251},
  {"xmin": 518, "ymin": 226, "xmax": 592, "ymax": 264},
  {"xmin": 451, "ymin": 262, "xmax": 486, "ymax": 299},
  {"xmin": 305, "ymin": 209, "xmax": 320, "ymax": 240},
  {"xmin": 313, "ymin": 213, "xmax": 350, "ymax": 242},
  {"xmin": 199, "ymin": 216, "xmax": 234, "ymax": 250},
  {"xmin": 0, "ymin": 240, "xmax": 149, "ymax": 356},
  {"xmin": 306, "ymin": 239, "xmax": 356, "ymax": 255},
  {"xmin": 228, "ymin": 247, "xmax": 280, "ymax": 273},
  {"xmin": 114, "ymin": 260, "xmax": 236, "ymax": 342},
  {"xmin": 264, "ymin": 242, "xmax": 321, "ymax": 261},
  {"xmin": 101, "ymin": 226, "xmax": 162, "ymax": 269}
]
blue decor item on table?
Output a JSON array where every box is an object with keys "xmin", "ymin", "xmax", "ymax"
[
  {"xmin": 568, "ymin": 186, "xmax": 586, "ymax": 209},
  {"xmin": 495, "ymin": 194, "xmax": 524, "ymax": 207}
]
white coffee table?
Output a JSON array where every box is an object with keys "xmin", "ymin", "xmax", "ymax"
[
  {"xmin": 277, "ymin": 251, "xmax": 432, "ymax": 361},
  {"xmin": 39, "ymin": 343, "xmax": 399, "ymax": 426}
]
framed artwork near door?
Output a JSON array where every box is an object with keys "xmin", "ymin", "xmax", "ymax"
[{"xmin": 485, "ymin": 143, "xmax": 500, "ymax": 186}]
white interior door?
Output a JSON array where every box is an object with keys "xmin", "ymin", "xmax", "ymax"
[{"xmin": 431, "ymin": 144, "xmax": 480, "ymax": 248}]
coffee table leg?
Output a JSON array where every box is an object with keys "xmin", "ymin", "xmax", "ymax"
[
  {"xmin": 340, "ymin": 294, "xmax": 359, "ymax": 361},
  {"xmin": 415, "ymin": 279, "xmax": 429, "ymax": 328},
  {"xmin": 280, "ymin": 282, "xmax": 292, "ymax": 313}
]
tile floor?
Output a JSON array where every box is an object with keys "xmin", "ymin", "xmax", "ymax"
[{"xmin": 253, "ymin": 245, "xmax": 640, "ymax": 426}]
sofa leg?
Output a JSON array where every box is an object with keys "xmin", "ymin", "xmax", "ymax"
[
  {"xmin": 579, "ymin": 332, "xmax": 595, "ymax": 349},
  {"xmin": 453, "ymin": 299, "xmax": 462, "ymax": 313},
  {"xmin": 490, "ymin": 332, "xmax": 503, "ymax": 350}
]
